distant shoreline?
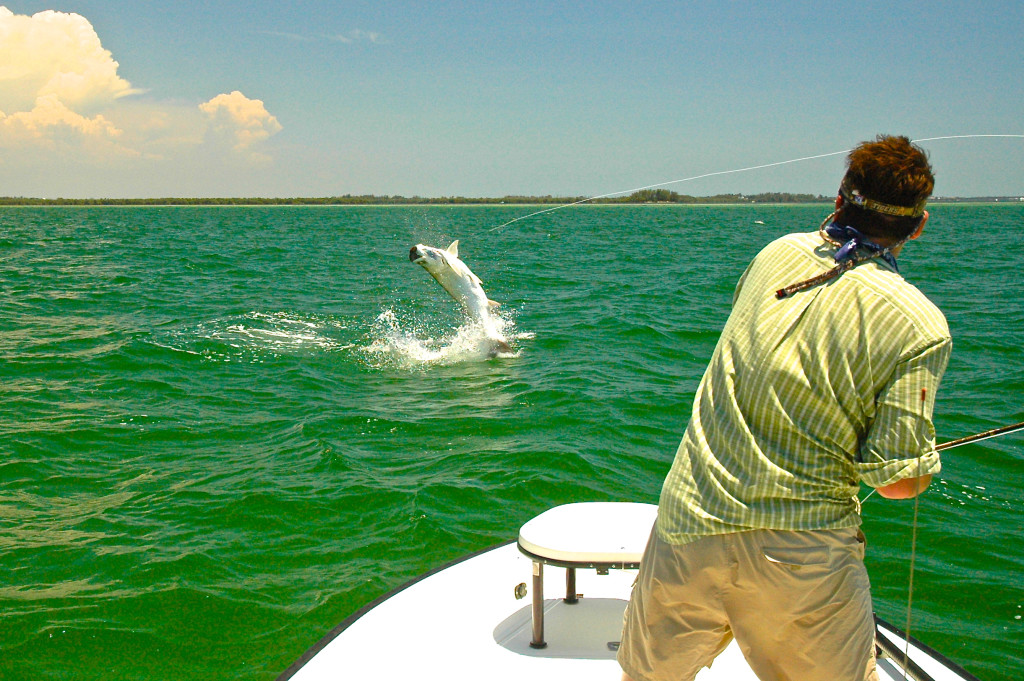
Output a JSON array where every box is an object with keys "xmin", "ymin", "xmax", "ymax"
[{"xmin": 1, "ymin": 192, "xmax": 1021, "ymax": 207}]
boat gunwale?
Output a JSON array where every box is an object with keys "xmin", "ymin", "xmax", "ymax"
[{"xmin": 874, "ymin": 618, "xmax": 983, "ymax": 681}]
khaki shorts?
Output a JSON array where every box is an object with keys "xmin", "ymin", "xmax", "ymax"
[{"xmin": 618, "ymin": 526, "xmax": 878, "ymax": 681}]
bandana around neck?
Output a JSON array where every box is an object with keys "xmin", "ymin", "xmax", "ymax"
[
  {"xmin": 775, "ymin": 220, "xmax": 902, "ymax": 299},
  {"xmin": 824, "ymin": 223, "xmax": 899, "ymax": 272}
]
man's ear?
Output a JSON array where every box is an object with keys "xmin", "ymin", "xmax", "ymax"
[{"xmin": 909, "ymin": 211, "xmax": 929, "ymax": 240}]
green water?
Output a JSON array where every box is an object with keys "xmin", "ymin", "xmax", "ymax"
[{"xmin": 1, "ymin": 204, "xmax": 1021, "ymax": 680}]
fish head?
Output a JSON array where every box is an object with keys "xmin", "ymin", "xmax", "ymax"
[
  {"xmin": 408, "ymin": 243, "xmax": 451, "ymax": 276},
  {"xmin": 409, "ymin": 240, "xmax": 491, "ymax": 312},
  {"xmin": 409, "ymin": 241, "xmax": 476, "ymax": 285}
]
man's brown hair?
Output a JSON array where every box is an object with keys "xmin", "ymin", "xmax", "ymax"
[{"xmin": 840, "ymin": 135, "xmax": 934, "ymax": 240}]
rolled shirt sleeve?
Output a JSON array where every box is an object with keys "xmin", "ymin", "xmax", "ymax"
[{"xmin": 857, "ymin": 337, "xmax": 952, "ymax": 488}]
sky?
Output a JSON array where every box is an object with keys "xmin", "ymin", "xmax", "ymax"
[{"xmin": 0, "ymin": 1, "xmax": 1021, "ymax": 199}]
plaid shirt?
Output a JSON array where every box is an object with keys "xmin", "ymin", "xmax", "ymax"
[{"xmin": 657, "ymin": 231, "xmax": 951, "ymax": 545}]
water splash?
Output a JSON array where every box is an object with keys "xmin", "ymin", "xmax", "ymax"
[
  {"xmin": 215, "ymin": 312, "xmax": 340, "ymax": 354},
  {"xmin": 361, "ymin": 308, "xmax": 523, "ymax": 368},
  {"xmin": 156, "ymin": 311, "xmax": 344, "ymax": 362}
]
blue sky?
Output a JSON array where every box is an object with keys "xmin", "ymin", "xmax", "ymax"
[{"xmin": 1, "ymin": 1, "xmax": 1021, "ymax": 198}]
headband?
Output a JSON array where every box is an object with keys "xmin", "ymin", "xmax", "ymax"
[{"xmin": 839, "ymin": 180, "xmax": 927, "ymax": 218}]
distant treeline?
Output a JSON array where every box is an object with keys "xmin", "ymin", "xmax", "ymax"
[
  {"xmin": 0, "ymin": 191, "xmax": 829, "ymax": 206},
  {"xmin": 1, "ymin": 192, "xmax": 1017, "ymax": 206},
  {"xmin": 0, "ymin": 195, "xmax": 583, "ymax": 206},
  {"xmin": 608, "ymin": 190, "xmax": 829, "ymax": 204}
]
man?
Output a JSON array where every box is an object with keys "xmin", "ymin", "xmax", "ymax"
[{"xmin": 618, "ymin": 135, "xmax": 950, "ymax": 681}]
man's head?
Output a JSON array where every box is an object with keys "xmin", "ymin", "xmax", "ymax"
[{"xmin": 836, "ymin": 135, "xmax": 934, "ymax": 242}]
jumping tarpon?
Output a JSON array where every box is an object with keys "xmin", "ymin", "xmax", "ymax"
[{"xmin": 409, "ymin": 241, "xmax": 513, "ymax": 355}]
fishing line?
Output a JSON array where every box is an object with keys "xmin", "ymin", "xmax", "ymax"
[
  {"xmin": 902, "ymin": 389, "xmax": 928, "ymax": 680},
  {"xmin": 488, "ymin": 134, "xmax": 1024, "ymax": 233},
  {"xmin": 856, "ymin": 415, "xmax": 1024, "ymax": 675},
  {"xmin": 858, "ymin": 413, "xmax": 1024, "ymax": 677}
]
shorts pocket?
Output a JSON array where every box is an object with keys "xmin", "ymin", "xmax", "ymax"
[{"xmin": 762, "ymin": 545, "xmax": 831, "ymax": 569}]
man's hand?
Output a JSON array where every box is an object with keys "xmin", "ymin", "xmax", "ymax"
[{"xmin": 877, "ymin": 474, "xmax": 933, "ymax": 499}]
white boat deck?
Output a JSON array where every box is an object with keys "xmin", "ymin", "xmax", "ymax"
[
  {"xmin": 280, "ymin": 504, "xmax": 979, "ymax": 681},
  {"xmin": 286, "ymin": 542, "xmax": 748, "ymax": 680},
  {"xmin": 281, "ymin": 542, "xmax": 975, "ymax": 680}
]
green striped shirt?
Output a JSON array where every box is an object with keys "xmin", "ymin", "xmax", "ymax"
[{"xmin": 657, "ymin": 231, "xmax": 951, "ymax": 545}]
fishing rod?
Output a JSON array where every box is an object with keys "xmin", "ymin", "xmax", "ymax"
[
  {"xmin": 858, "ymin": 419, "xmax": 1024, "ymax": 507},
  {"xmin": 488, "ymin": 133, "xmax": 1024, "ymax": 232},
  {"xmin": 934, "ymin": 420, "xmax": 1024, "ymax": 451}
]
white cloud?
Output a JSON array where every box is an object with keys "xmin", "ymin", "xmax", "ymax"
[
  {"xmin": 0, "ymin": 93, "xmax": 123, "ymax": 145},
  {"xmin": 256, "ymin": 30, "xmax": 316, "ymax": 42},
  {"xmin": 328, "ymin": 29, "xmax": 387, "ymax": 44},
  {"xmin": 0, "ymin": 7, "xmax": 283, "ymax": 187},
  {"xmin": 199, "ymin": 91, "xmax": 283, "ymax": 156},
  {"xmin": 0, "ymin": 7, "xmax": 139, "ymax": 113},
  {"xmin": 257, "ymin": 28, "xmax": 387, "ymax": 44}
]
